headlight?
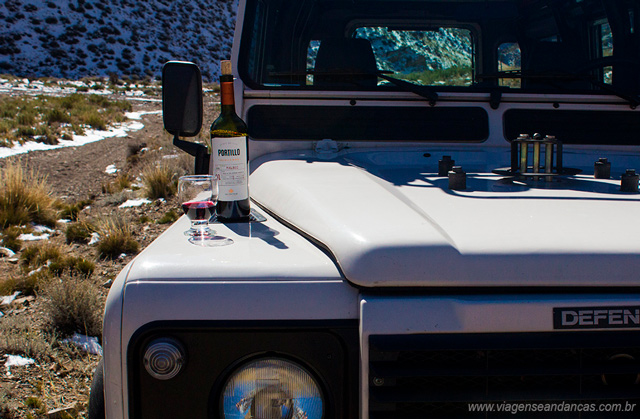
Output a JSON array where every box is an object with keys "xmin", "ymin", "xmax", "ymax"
[
  {"xmin": 221, "ymin": 357, "xmax": 324, "ymax": 419},
  {"xmin": 143, "ymin": 338, "xmax": 185, "ymax": 380}
]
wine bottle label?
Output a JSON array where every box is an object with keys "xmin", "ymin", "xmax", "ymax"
[{"xmin": 212, "ymin": 136, "xmax": 249, "ymax": 201}]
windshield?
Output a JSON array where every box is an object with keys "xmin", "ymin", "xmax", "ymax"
[{"xmin": 239, "ymin": 0, "xmax": 639, "ymax": 96}]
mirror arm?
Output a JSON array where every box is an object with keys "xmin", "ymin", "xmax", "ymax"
[{"xmin": 173, "ymin": 135, "xmax": 210, "ymax": 175}]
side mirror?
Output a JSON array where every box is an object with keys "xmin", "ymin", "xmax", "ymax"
[
  {"xmin": 162, "ymin": 61, "xmax": 209, "ymax": 174},
  {"xmin": 162, "ymin": 61, "xmax": 203, "ymax": 136}
]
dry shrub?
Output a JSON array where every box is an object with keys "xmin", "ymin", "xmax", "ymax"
[
  {"xmin": 127, "ymin": 141, "xmax": 147, "ymax": 162},
  {"xmin": 1, "ymin": 225, "xmax": 22, "ymax": 252},
  {"xmin": 20, "ymin": 242, "xmax": 94, "ymax": 282},
  {"xmin": 0, "ymin": 270, "xmax": 48, "ymax": 296},
  {"xmin": 42, "ymin": 275, "xmax": 103, "ymax": 338},
  {"xmin": 0, "ymin": 277, "xmax": 14, "ymax": 295},
  {"xmin": 101, "ymin": 172, "xmax": 134, "ymax": 196},
  {"xmin": 0, "ymin": 315, "xmax": 54, "ymax": 360},
  {"xmin": 0, "ymin": 159, "xmax": 58, "ymax": 228},
  {"xmin": 49, "ymin": 256, "xmax": 95, "ymax": 278},
  {"xmin": 113, "ymin": 172, "xmax": 133, "ymax": 191},
  {"xmin": 81, "ymin": 111, "xmax": 106, "ymax": 130},
  {"xmin": 57, "ymin": 198, "xmax": 93, "ymax": 221},
  {"xmin": 0, "ymin": 405, "xmax": 18, "ymax": 419},
  {"xmin": 1, "ymin": 92, "xmax": 132, "ymax": 148},
  {"xmin": 157, "ymin": 209, "xmax": 179, "ymax": 224},
  {"xmin": 21, "ymin": 242, "xmax": 64, "ymax": 269},
  {"xmin": 24, "ymin": 397, "xmax": 45, "ymax": 413},
  {"xmin": 96, "ymin": 216, "xmax": 139, "ymax": 259},
  {"xmin": 141, "ymin": 162, "xmax": 178, "ymax": 200},
  {"xmin": 65, "ymin": 221, "xmax": 95, "ymax": 244}
]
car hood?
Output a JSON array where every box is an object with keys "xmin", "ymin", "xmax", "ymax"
[{"xmin": 250, "ymin": 149, "xmax": 640, "ymax": 287}]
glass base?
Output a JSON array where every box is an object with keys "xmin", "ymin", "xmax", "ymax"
[
  {"xmin": 184, "ymin": 226, "xmax": 213, "ymax": 236},
  {"xmin": 188, "ymin": 234, "xmax": 234, "ymax": 247}
]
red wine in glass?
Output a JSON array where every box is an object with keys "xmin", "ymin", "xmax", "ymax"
[
  {"xmin": 177, "ymin": 175, "xmax": 233, "ymax": 246},
  {"xmin": 181, "ymin": 200, "xmax": 215, "ymax": 223}
]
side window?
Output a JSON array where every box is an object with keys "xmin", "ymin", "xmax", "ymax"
[
  {"xmin": 595, "ymin": 21, "xmax": 613, "ymax": 84},
  {"xmin": 353, "ymin": 26, "xmax": 474, "ymax": 86},
  {"xmin": 497, "ymin": 42, "xmax": 521, "ymax": 88},
  {"xmin": 245, "ymin": 0, "xmax": 267, "ymax": 84},
  {"xmin": 307, "ymin": 40, "xmax": 321, "ymax": 85}
]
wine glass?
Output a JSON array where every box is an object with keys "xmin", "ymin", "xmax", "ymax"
[{"xmin": 177, "ymin": 175, "xmax": 233, "ymax": 246}]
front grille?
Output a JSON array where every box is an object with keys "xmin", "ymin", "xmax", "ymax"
[{"xmin": 368, "ymin": 332, "xmax": 640, "ymax": 418}]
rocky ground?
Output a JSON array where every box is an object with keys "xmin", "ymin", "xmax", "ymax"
[{"xmin": 0, "ymin": 89, "xmax": 219, "ymax": 418}]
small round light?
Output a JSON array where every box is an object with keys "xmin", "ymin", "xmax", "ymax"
[
  {"xmin": 143, "ymin": 338, "xmax": 185, "ymax": 380},
  {"xmin": 221, "ymin": 357, "xmax": 324, "ymax": 419}
]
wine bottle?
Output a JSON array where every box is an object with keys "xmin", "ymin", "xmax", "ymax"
[{"xmin": 210, "ymin": 60, "xmax": 251, "ymax": 222}]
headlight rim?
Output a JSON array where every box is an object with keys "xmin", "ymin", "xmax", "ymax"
[{"xmin": 217, "ymin": 352, "xmax": 328, "ymax": 419}]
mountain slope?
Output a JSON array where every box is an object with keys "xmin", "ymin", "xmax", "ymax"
[{"xmin": 0, "ymin": 0, "xmax": 236, "ymax": 82}]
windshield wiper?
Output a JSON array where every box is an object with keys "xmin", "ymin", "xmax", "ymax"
[
  {"xmin": 376, "ymin": 73, "xmax": 439, "ymax": 106},
  {"xmin": 312, "ymin": 70, "xmax": 439, "ymax": 105},
  {"xmin": 269, "ymin": 70, "xmax": 439, "ymax": 105}
]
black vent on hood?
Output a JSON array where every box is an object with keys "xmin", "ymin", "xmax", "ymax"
[{"xmin": 369, "ymin": 332, "xmax": 640, "ymax": 418}]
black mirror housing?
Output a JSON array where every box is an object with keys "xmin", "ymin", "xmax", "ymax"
[
  {"xmin": 162, "ymin": 61, "xmax": 203, "ymax": 137},
  {"xmin": 162, "ymin": 61, "xmax": 209, "ymax": 175}
]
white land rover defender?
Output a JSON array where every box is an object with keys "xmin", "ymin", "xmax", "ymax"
[{"xmin": 89, "ymin": 0, "xmax": 640, "ymax": 418}]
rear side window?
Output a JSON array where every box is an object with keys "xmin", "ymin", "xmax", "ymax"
[{"xmin": 497, "ymin": 42, "xmax": 521, "ymax": 88}]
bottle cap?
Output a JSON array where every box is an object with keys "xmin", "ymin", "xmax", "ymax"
[{"xmin": 221, "ymin": 60, "xmax": 232, "ymax": 75}]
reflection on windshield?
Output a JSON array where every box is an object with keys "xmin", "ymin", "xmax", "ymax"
[
  {"xmin": 354, "ymin": 27, "xmax": 473, "ymax": 87},
  {"xmin": 304, "ymin": 27, "xmax": 473, "ymax": 87}
]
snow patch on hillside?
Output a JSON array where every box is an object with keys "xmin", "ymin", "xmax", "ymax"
[{"xmin": 0, "ymin": 118, "xmax": 146, "ymax": 159}]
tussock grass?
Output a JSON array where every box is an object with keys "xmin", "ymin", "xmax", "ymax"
[
  {"xmin": 101, "ymin": 172, "xmax": 135, "ymax": 196},
  {"xmin": 57, "ymin": 198, "xmax": 93, "ymax": 221},
  {"xmin": 126, "ymin": 141, "xmax": 147, "ymax": 165},
  {"xmin": 82, "ymin": 111, "xmax": 107, "ymax": 131},
  {"xmin": 23, "ymin": 397, "xmax": 49, "ymax": 419},
  {"xmin": 20, "ymin": 242, "xmax": 95, "ymax": 284},
  {"xmin": 42, "ymin": 275, "xmax": 103, "ymax": 338},
  {"xmin": 21, "ymin": 242, "xmax": 64, "ymax": 269},
  {"xmin": 1, "ymin": 225, "xmax": 22, "ymax": 252},
  {"xmin": 96, "ymin": 215, "xmax": 139, "ymax": 259},
  {"xmin": 141, "ymin": 162, "xmax": 178, "ymax": 200},
  {"xmin": 0, "ymin": 405, "xmax": 17, "ymax": 419},
  {"xmin": 138, "ymin": 215, "xmax": 152, "ymax": 224},
  {"xmin": 45, "ymin": 107, "xmax": 72, "ymax": 124},
  {"xmin": 49, "ymin": 256, "xmax": 95, "ymax": 278},
  {"xmin": 24, "ymin": 397, "xmax": 43, "ymax": 410},
  {"xmin": 0, "ymin": 315, "xmax": 54, "ymax": 360},
  {"xmin": 0, "ymin": 120, "xmax": 12, "ymax": 134},
  {"xmin": 99, "ymin": 190, "xmax": 129, "ymax": 206},
  {"xmin": 0, "ymin": 159, "xmax": 58, "ymax": 228},
  {"xmin": 0, "ymin": 272, "xmax": 44, "ymax": 296},
  {"xmin": 157, "ymin": 210, "xmax": 179, "ymax": 224},
  {"xmin": 65, "ymin": 221, "xmax": 95, "ymax": 244},
  {"xmin": 0, "ymin": 93, "xmax": 132, "ymax": 147}
]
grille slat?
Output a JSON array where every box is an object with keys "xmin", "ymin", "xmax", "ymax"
[
  {"xmin": 368, "ymin": 332, "xmax": 640, "ymax": 418},
  {"xmin": 371, "ymin": 361, "xmax": 640, "ymax": 378},
  {"xmin": 371, "ymin": 387, "xmax": 640, "ymax": 403}
]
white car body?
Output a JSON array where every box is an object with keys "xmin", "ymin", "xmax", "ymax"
[{"xmin": 98, "ymin": 0, "xmax": 640, "ymax": 418}]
